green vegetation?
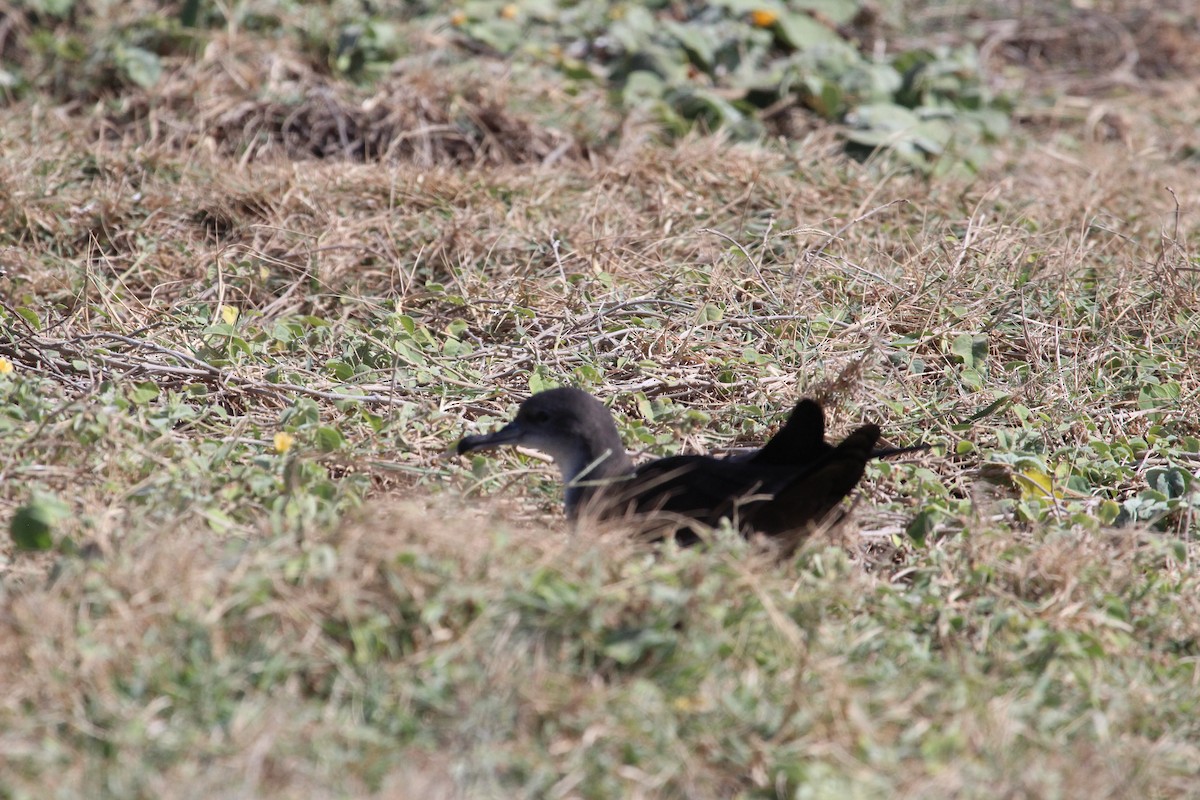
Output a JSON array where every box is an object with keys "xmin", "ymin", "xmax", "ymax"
[
  {"xmin": 2, "ymin": 0, "xmax": 1200, "ymax": 796},
  {"xmin": 9, "ymin": 0, "xmax": 1007, "ymax": 170}
]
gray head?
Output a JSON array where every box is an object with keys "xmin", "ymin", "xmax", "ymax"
[{"xmin": 457, "ymin": 388, "xmax": 635, "ymax": 511}]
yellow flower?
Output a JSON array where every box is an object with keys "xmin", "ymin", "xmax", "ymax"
[
  {"xmin": 0, "ymin": 357, "xmax": 12, "ymax": 374},
  {"xmin": 499, "ymin": 4, "xmax": 518, "ymax": 19},
  {"xmin": 750, "ymin": 9, "xmax": 778, "ymax": 27},
  {"xmin": 220, "ymin": 305, "xmax": 239, "ymax": 325},
  {"xmin": 273, "ymin": 432, "xmax": 295, "ymax": 454},
  {"xmin": 450, "ymin": 10, "xmax": 468, "ymax": 26}
]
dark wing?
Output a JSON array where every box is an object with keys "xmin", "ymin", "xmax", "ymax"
[
  {"xmin": 743, "ymin": 423, "xmax": 880, "ymax": 542},
  {"xmin": 747, "ymin": 398, "xmax": 834, "ymax": 466},
  {"xmin": 579, "ymin": 455, "xmax": 794, "ymax": 542},
  {"xmin": 744, "ymin": 398, "xmax": 924, "ymax": 465},
  {"xmin": 580, "ymin": 420, "xmax": 883, "ymax": 546}
]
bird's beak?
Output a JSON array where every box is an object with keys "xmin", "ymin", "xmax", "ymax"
[{"xmin": 456, "ymin": 420, "xmax": 526, "ymax": 455}]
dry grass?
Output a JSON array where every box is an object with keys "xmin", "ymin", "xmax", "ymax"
[{"xmin": 2, "ymin": 1, "xmax": 1200, "ymax": 796}]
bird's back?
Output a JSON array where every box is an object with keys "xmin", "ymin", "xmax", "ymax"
[{"xmin": 578, "ymin": 420, "xmax": 881, "ymax": 546}]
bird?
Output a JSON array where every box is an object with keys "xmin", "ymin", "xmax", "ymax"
[{"xmin": 456, "ymin": 387, "xmax": 918, "ymax": 549}]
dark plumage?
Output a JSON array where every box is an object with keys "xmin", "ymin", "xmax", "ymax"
[{"xmin": 457, "ymin": 387, "xmax": 917, "ymax": 548}]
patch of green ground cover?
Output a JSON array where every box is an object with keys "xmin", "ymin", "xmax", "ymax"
[
  {"xmin": 441, "ymin": 0, "xmax": 1007, "ymax": 168},
  {"xmin": 3, "ymin": 127, "xmax": 1198, "ymax": 551},
  {"xmin": 1, "ymin": 212, "xmax": 398, "ymax": 542},
  {"xmin": 4, "ymin": 504, "xmax": 1200, "ymax": 796},
  {"xmin": 7, "ymin": 0, "xmax": 1008, "ymax": 171}
]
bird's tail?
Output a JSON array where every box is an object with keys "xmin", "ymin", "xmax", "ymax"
[{"xmin": 871, "ymin": 443, "xmax": 930, "ymax": 459}]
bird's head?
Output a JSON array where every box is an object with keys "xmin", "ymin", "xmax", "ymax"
[{"xmin": 456, "ymin": 388, "xmax": 632, "ymax": 484}]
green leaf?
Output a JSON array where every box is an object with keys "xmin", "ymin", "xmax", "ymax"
[
  {"xmin": 792, "ymin": 0, "xmax": 860, "ymax": 25},
  {"xmin": 906, "ymin": 508, "xmax": 936, "ymax": 546},
  {"xmin": 1097, "ymin": 500, "xmax": 1121, "ymax": 525},
  {"xmin": 129, "ymin": 381, "xmax": 160, "ymax": 404},
  {"xmin": 559, "ymin": 57, "xmax": 597, "ymax": 81},
  {"xmin": 1146, "ymin": 467, "xmax": 1190, "ymax": 499},
  {"xmin": 460, "ymin": 18, "xmax": 523, "ymax": 54},
  {"xmin": 959, "ymin": 367, "xmax": 983, "ymax": 390},
  {"xmin": 622, "ymin": 70, "xmax": 667, "ymax": 106},
  {"xmin": 204, "ymin": 508, "xmax": 237, "ymax": 534},
  {"xmin": 663, "ymin": 20, "xmax": 717, "ymax": 68},
  {"xmin": 315, "ymin": 426, "xmax": 345, "ymax": 452},
  {"xmin": 740, "ymin": 347, "xmax": 769, "ymax": 365},
  {"xmin": 574, "ymin": 363, "xmax": 603, "ymax": 384},
  {"xmin": 15, "ymin": 307, "xmax": 40, "ymax": 330},
  {"xmin": 602, "ymin": 628, "xmax": 675, "ymax": 665},
  {"xmin": 28, "ymin": 0, "xmax": 75, "ymax": 15},
  {"xmin": 115, "ymin": 45, "xmax": 162, "ymax": 88},
  {"xmin": 326, "ymin": 360, "xmax": 355, "ymax": 380},
  {"xmin": 844, "ymin": 103, "xmax": 922, "ymax": 145},
  {"xmin": 775, "ymin": 12, "xmax": 831, "ymax": 50},
  {"xmin": 393, "ymin": 341, "xmax": 427, "ymax": 368},
  {"xmin": 11, "ymin": 496, "xmax": 70, "ymax": 551},
  {"xmin": 179, "ymin": 0, "xmax": 201, "ymax": 27},
  {"xmin": 669, "ymin": 86, "xmax": 756, "ymax": 135},
  {"xmin": 1013, "ymin": 469, "xmax": 1059, "ymax": 501},
  {"xmin": 809, "ymin": 78, "xmax": 845, "ymax": 119},
  {"xmin": 965, "ymin": 395, "xmax": 1011, "ymax": 422},
  {"xmin": 635, "ymin": 393, "xmax": 655, "ymax": 422},
  {"xmin": 950, "ymin": 333, "xmax": 987, "ymax": 369}
]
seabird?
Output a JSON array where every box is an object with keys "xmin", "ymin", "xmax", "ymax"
[{"xmin": 457, "ymin": 387, "xmax": 917, "ymax": 548}]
